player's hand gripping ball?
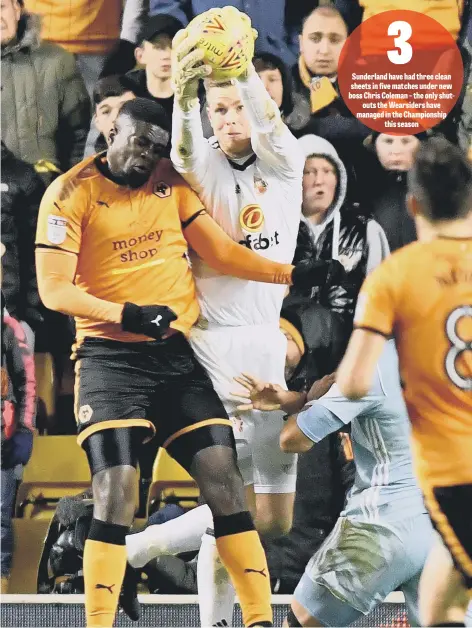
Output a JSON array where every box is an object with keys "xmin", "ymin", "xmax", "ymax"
[{"xmin": 187, "ymin": 6, "xmax": 257, "ymax": 80}]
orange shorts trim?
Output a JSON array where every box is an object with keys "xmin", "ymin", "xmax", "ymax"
[
  {"xmin": 423, "ymin": 483, "xmax": 472, "ymax": 582},
  {"xmin": 77, "ymin": 419, "xmax": 155, "ymax": 447},
  {"xmin": 162, "ymin": 418, "xmax": 232, "ymax": 449}
]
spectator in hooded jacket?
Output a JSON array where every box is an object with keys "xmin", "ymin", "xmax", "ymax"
[
  {"xmin": 291, "ymin": 134, "xmax": 390, "ymax": 370},
  {"xmin": 1, "ymin": 0, "xmax": 91, "ymax": 185},
  {"xmin": 1, "ymin": 246, "xmax": 36, "ymax": 593},
  {"xmin": 1, "ymin": 142, "xmax": 45, "ymax": 349},
  {"xmin": 360, "ymin": 132, "xmax": 427, "ymax": 252}
]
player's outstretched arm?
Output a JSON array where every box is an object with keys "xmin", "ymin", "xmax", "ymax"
[
  {"xmin": 337, "ymin": 329, "xmax": 386, "ymax": 399},
  {"xmin": 231, "ymin": 373, "xmax": 307, "ymax": 414},
  {"xmin": 338, "ymin": 256, "xmax": 398, "ymax": 398},
  {"xmin": 36, "ymin": 248, "xmax": 123, "ymax": 323},
  {"xmin": 235, "ymin": 65, "xmax": 304, "ymax": 176},
  {"xmin": 183, "ymin": 209, "xmax": 351, "ymax": 288},
  {"xmin": 183, "ymin": 210, "xmax": 294, "ymax": 284},
  {"xmin": 170, "ymin": 29, "xmax": 213, "ymax": 184}
]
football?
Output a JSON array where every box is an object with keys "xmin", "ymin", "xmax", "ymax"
[{"xmin": 188, "ymin": 6, "xmax": 255, "ymax": 81}]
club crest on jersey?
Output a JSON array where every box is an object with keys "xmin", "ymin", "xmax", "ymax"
[
  {"xmin": 154, "ymin": 181, "xmax": 171, "ymax": 198},
  {"xmin": 47, "ymin": 215, "xmax": 68, "ymax": 244},
  {"xmin": 239, "ymin": 204, "xmax": 264, "ymax": 233}
]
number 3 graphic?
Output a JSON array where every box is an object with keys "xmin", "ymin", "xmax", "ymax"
[
  {"xmin": 445, "ymin": 305, "xmax": 472, "ymax": 391},
  {"xmin": 387, "ymin": 20, "xmax": 413, "ymax": 65}
]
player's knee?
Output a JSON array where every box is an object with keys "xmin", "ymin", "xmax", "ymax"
[
  {"xmin": 92, "ymin": 465, "xmax": 137, "ymax": 526},
  {"xmin": 191, "ymin": 446, "xmax": 246, "ymax": 516},
  {"xmin": 256, "ymin": 514, "xmax": 293, "ymax": 539},
  {"xmin": 203, "ymin": 466, "xmax": 246, "ymax": 516},
  {"xmin": 279, "ymin": 429, "xmax": 312, "ymax": 454}
]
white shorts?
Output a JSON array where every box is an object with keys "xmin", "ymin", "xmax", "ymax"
[{"xmin": 189, "ymin": 323, "xmax": 297, "ymax": 494}]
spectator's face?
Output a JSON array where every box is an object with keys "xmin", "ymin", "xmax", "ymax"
[
  {"xmin": 136, "ymin": 34, "xmax": 173, "ymax": 80},
  {"xmin": 375, "ymin": 134, "xmax": 420, "ymax": 171},
  {"xmin": 0, "ymin": 0, "xmax": 21, "ymax": 46},
  {"xmin": 302, "ymin": 156, "xmax": 338, "ymax": 218},
  {"xmin": 107, "ymin": 114, "xmax": 169, "ymax": 188},
  {"xmin": 207, "ymin": 85, "xmax": 252, "ymax": 158},
  {"xmin": 300, "ymin": 12, "xmax": 347, "ymax": 77},
  {"xmin": 95, "ymin": 92, "xmax": 136, "ymax": 142},
  {"xmin": 258, "ymin": 68, "xmax": 283, "ymax": 108}
]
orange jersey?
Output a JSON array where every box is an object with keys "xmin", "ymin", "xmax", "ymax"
[
  {"xmin": 24, "ymin": 0, "xmax": 121, "ymax": 55},
  {"xmin": 36, "ymin": 155, "xmax": 202, "ymax": 343},
  {"xmin": 354, "ymin": 237, "xmax": 472, "ymax": 487}
]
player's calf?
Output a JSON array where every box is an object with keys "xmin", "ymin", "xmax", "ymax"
[
  {"xmin": 168, "ymin": 428, "xmax": 273, "ymax": 627},
  {"xmin": 419, "ymin": 537, "xmax": 470, "ymax": 627},
  {"xmin": 82, "ymin": 428, "xmax": 142, "ymax": 627},
  {"xmin": 253, "ymin": 493, "xmax": 294, "ymax": 540}
]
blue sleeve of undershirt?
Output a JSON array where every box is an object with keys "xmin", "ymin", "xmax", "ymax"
[{"xmin": 296, "ymin": 403, "xmax": 346, "ymax": 444}]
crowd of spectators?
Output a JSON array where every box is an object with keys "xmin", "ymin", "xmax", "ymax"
[{"xmin": 1, "ymin": 0, "xmax": 471, "ymax": 595}]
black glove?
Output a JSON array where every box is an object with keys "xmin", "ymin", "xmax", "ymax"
[
  {"xmin": 99, "ymin": 39, "xmax": 137, "ymax": 78},
  {"xmin": 121, "ymin": 303, "xmax": 178, "ymax": 340},
  {"xmin": 291, "ymin": 259, "xmax": 346, "ymax": 291}
]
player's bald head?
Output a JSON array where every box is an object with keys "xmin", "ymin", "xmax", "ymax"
[
  {"xmin": 116, "ymin": 98, "xmax": 171, "ymax": 135},
  {"xmin": 408, "ymin": 137, "xmax": 472, "ymax": 223}
]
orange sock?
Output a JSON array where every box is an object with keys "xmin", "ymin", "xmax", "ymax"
[
  {"xmin": 214, "ymin": 512, "xmax": 272, "ymax": 627},
  {"xmin": 83, "ymin": 519, "xmax": 128, "ymax": 628}
]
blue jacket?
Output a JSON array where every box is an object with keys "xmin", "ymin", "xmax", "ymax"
[{"xmin": 150, "ymin": 0, "xmax": 299, "ymax": 65}]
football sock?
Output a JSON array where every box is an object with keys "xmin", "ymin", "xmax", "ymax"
[
  {"xmin": 197, "ymin": 530, "xmax": 236, "ymax": 627},
  {"xmin": 214, "ymin": 512, "xmax": 273, "ymax": 628},
  {"xmin": 126, "ymin": 504, "xmax": 212, "ymax": 568},
  {"xmin": 83, "ymin": 519, "xmax": 128, "ymax": 627}
]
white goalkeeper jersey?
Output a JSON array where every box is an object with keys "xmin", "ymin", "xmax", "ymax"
[{"xmin": 171, "ymin": 71, "xmax": 304, "ymax": 327}]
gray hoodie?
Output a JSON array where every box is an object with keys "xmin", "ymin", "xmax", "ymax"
[{"xmin": 298, "ymin": 134, "xmax": 390, "ymax": 275}]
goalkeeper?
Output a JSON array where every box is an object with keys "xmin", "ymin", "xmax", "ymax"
[{"xmin": 126, "ymin": 9, "xmax": 345, "ymax": 628}]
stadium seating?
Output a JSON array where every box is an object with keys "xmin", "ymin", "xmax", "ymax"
[
  {"xmin": 8, "ymin": 519, "xmax": 51, "ymax": 594},
  {"xmin": 34, "ymin": 353, "xmax": 56, "ymax": 434},
  {"xmin": 15, "ymin": 435, "xmax": 91, "ymax": 520}
]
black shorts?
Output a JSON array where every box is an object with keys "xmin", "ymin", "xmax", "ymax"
[
  {"xmin": 74, "ymin": 333, "xmax": 231, "ymax": 452},
  {"xmin": 424, "ymin": 483, "xmax": 472, "ymax": 589}
]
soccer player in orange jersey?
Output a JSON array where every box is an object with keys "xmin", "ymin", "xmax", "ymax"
[
  {"xmin": 35, "ymin": 98, "xmax": 324, "ymax": 628},
  {"xmin": 337, "ymin": 137, "xmax": 472, "ymax": 627}
]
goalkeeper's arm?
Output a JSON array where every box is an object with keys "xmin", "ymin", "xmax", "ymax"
[
  {"xmin": 170, "ymin": 29, "xmax": 213, "ymax": 186},
  {"xmin": 235, "ymin": 65, "xmax": 304, "ymax": 176},
  {"xmin": 171, "ymin": 101, "xmax": 213, "ymax": 186}
]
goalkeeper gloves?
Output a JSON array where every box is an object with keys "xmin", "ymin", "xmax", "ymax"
[
  {"xmin": 121, "ymin": 303, "xmax": 178, "ymax": 340},
  {"xmin": 291, "ymin": 259, "xmax": 346, "ymax": 290},
  {"xmin": 172, "ymin": 29, "xmax": 211, "ymax": 111}
]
